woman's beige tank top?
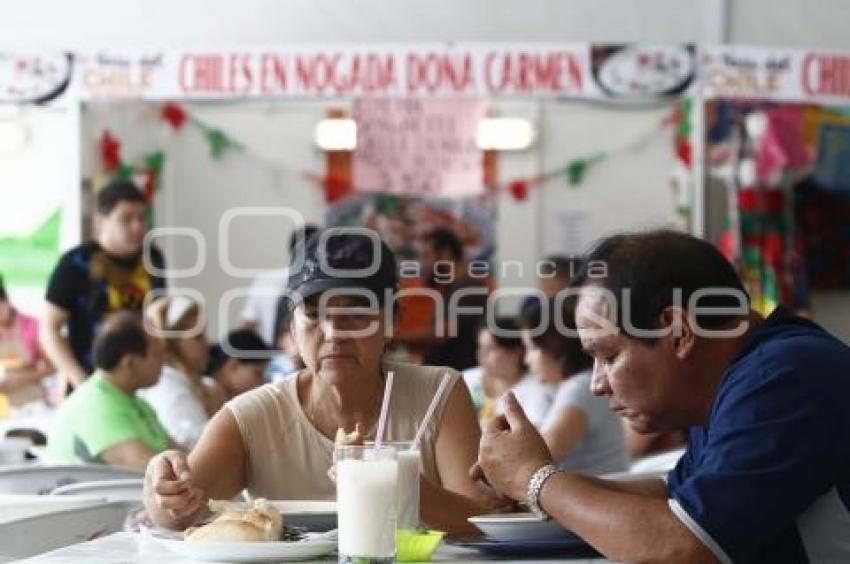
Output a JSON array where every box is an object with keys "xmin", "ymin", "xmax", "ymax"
[{"xmin": 226, "ymin": 360, "xmax": 460, "ymax": 500}]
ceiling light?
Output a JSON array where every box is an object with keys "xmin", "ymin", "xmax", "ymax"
[
  {"xmin": 476, "ymin": 117, "xmax": 536, "ymax": 151},
  {"xmin": 314, "ymin": 118, "xmax": 357, "ymax": 151}
]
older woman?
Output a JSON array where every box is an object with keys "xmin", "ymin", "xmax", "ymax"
[{"xmin": 143, "ymin": 230, "xmax": 498, "ymax": 537}]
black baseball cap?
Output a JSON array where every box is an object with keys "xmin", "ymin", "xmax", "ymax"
[{"xmin": 285, "ymin": 228, "xmax": 398, "ymax": 310}]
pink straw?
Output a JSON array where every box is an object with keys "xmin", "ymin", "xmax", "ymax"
[
  {"xmin": 411, "ymin": 372, "xmax": 453, "ymax": 451},
  {"xmin": 374, "ymin": 370, "xmax": 395, "ymax": 449}
]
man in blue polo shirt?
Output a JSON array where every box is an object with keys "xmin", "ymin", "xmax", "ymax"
[{"xmin": 474, "ymin": 229, "xmax": 850, "ymax": 563}]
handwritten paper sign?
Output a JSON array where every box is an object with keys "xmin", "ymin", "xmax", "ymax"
[{"xmin": 352, "ymin": 98, "xmax": 486, "ymax": 198}]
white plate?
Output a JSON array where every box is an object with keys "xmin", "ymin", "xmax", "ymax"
[
  {"xmin": 148, "ymin": 529, "xmax": 337, "ymax": 563},
  {"xmin": 468, "ymin": 512, "xmax": 579, "ymax": 542}
]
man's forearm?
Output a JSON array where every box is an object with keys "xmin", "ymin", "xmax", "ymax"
[
  {"xmin": 538, "ymin": 473, "xmax": 716, "ymax": 563},
  {"xmin": 0, "ymin": 365, "xmax": 53, "ymax": 393}
]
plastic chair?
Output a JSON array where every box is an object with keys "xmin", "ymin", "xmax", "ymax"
[
  {"xmin": 0, "ymin": 464, "xmax": 142, "ymax": 495},
  {"xmin": 0, "ymin": 500, "xmax": 134, "ymax": 560},
  {"xmin": 50, "ymin": 478, "xmax": 144, "ymax": 503},
  {"xmin": 0, "ymin": 494, "xmax": 107, "ymax": 525}
]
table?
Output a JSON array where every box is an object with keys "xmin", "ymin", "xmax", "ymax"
[{"xmin": 17, "ymin": 532, "xmax": 608, "ymax": 563}]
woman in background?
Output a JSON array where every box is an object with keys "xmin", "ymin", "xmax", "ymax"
[
  {"xmin": 0, "ymin": 275, "xmax": 54, "ymax": 407},
  {"xmin": 140, "ymin": 296, "xmax": 225, "ymax": 450},
  {"xmin": 463, "ymin": 317, "xmax": 527, "ymax": 425},
  {"xmin": 208, "ymin": 329, "xmax": 270, "ymax": 399}
]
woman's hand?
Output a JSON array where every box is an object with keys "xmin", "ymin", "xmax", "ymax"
[{"xmin": 144, "ymin": 450, "xmax": 205, "ymax": 525}]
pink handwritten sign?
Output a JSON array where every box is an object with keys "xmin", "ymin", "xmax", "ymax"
[{"xmin": 353, "ymin": 98, "xmax": 485, "ymax": 198}]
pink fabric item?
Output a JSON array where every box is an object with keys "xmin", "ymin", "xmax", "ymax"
[
  {"xmin": 14, "ymin": 312, "xmax": 40, "ymax": 364},
  {"xmin": 757, "ymin": 107, "xmax": 809, "ymax": 183}
]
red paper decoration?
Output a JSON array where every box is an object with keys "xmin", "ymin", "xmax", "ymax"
[
  {"xmin": 676, "ymin": 137, "xmax": 692, "ymax": 167},
  {"xmin": 99, "ymin": 130, "xmax": 121, "ymax": 172},
  {"xmin": 508, "ymin": 179, "xmax": 529, "ymax": 201},
  {"xmin": 161, "ymin": 102, "xmax": 188, "ymax": 130}
]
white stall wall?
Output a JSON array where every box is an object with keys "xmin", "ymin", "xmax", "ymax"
[
  {"xmin": 0, "ymin": 105, "xmax": 79, "ymax": 318},
  {"xmin": 82, "ymin": 101, "xmax": 327, "ymax": 337},
  {"xmin": 79, "ymin": 97, "xmax": 680, "ymax": 337}
]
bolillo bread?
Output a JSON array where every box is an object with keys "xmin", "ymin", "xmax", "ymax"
[{"xmin": 184, "ymin": 498, "xmax": 283, "ymax": 543}]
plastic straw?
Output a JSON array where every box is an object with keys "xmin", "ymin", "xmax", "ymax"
[
  {"xmin": 411, "ymin": 372, "xmax": 452, "ymax": 451},
  {"xmin": 374, "ymin": 370, "xmax": 395, "ymax": 449}
]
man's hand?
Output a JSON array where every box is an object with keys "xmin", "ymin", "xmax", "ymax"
[{"xmin": 472, "ymin": 392, "xmax": 553, "ymax": 501}]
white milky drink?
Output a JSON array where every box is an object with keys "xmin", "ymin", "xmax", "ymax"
[
  {"xmin": 366, "ymin": 441, "xmax": 422, "ymax": 530},
  {"xmin": 395, "ymin": 449, "xmax": 422, "ymax": 530},
  {"xmin": 336, "ymin": 446, "xmax": 398, "ymax": 562}
]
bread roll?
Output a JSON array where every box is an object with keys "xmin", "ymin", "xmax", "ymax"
[
  {"xmin": 185, "ymin": 520, "xmax": 269, "ymax": 542},
  {"xmin": 184, "ymin": 498, "xmax": 283, "ymax": 543}
]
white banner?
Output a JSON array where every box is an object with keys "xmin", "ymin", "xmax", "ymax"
[
  {"xmin": 72, "ymin": 44, "xmax": 592, "ymax": 100},
  {"xmin": 702, "ymin": 45, "xmax": 850, "ymax": 105}
]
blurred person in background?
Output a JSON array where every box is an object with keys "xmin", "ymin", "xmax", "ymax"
[
  {"xmin": 538, "ymin": 254, "xmax": 582, "ymax": 298},
  {"xmin": 40, "ymin": 180, "xmax": 166, "ymax": 396},
  {"xmin": 411, "ymin": 227, "xmax": 487, "ymax": 371},
  {"xmin": 463, "ymin": 317, "xmax": 528, "ymax": 426},
  {"xmin": 0, "ymin": 275, "xmax": 54, "ymax": 407},
  {"xmin": 140, "ymin": 295, "xmax": 224, "ymax": 451},
  {"xmin": 47, "ymin": 311, "xmax": 174, "ymax": 470},
  {"xmin": 208, "ymin": 329, "xmax": 270, "ymax": 399},
  {"xmin": 265, "ymin": 296, "xmax": 304, "ymax": 382}
]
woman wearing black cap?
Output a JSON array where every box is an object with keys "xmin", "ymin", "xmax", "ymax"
[{"xmin": 143, "ymin": 228, "xmax": 503, "ymax": 537}]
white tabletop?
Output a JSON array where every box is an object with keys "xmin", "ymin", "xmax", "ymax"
[{"xmin": 17, "ymin": 532, "xmax": 608, "ymax": 563}]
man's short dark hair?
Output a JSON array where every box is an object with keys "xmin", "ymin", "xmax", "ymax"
[
  {"xmin": 573, "ymin": 229, "xmax": 749, "ymax": 342},
  {"xmin": 422, "ymin": 228, "xmax": 463, "ymax": 261},
  {"xmin": 519, "ymin": 296, "xmax": 593, "ymax": 375},
  {"xmin": 0, "ymin": 274, "xmax": 6, "ymax": 301},
  {"xmin": 288, "ymin": 224, "xmax": 320, "ymax": 253},
  {"xmin": 97, "ymin": 180, "xmax": 147, "ymax": 215},
  {"xmin": 93, "ymin": 311, "xmax": 149, "ymax": 371},
  {"xmin": 208, "ymin": 329, "xmax": 270, "ymax": 375}
]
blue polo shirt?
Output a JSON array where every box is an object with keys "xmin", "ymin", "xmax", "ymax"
[{"xmin": 667, "ymin": 307, "xmax": 850, "ymax": 563}]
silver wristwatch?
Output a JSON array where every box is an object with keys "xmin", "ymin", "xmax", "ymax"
[{"xmin": 526, "ymin": 464, "xmax": 561, "ymax": 519}]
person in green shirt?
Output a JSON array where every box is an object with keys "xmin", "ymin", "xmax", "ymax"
[{"xmin": 47, "ymin": 311, "xmax": 176, "ymax": 471}]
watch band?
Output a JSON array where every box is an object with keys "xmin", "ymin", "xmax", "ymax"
[{"xmin": 526, "ymin": 463, "xmax": 561, "ymax": 519}]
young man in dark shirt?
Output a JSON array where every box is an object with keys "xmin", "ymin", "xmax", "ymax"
[{"xmin": 41, "ymin": 181, "xmax": 166, "ymax": 395}]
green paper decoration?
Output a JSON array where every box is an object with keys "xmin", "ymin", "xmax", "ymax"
[
  {"xmin": 116, "ymin": 162, "xmax": 134, "ymax": 180},
  {"xmin": 678, "ymin": 98, "xmax": 693, "ymax": 139},
  {"xmin": 565, "ymin": 153, "xmax": 605, "ymax": 186},
  {"xmin": 145, "ymin": 151, "xmax": 165, "ymax": 174},
  {"xmin": 205, "ymin": 128, "xmax": 239, "ymax": 160}
]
